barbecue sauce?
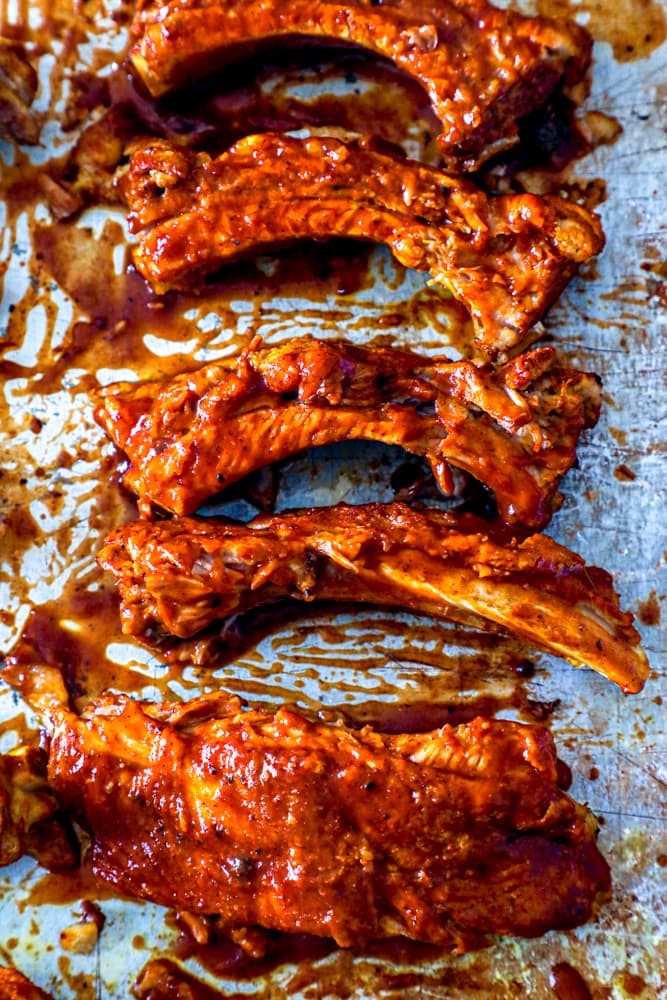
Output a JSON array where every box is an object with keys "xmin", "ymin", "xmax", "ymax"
[
  {"xmin": 549, "ymin": 962, "xmax": 592, "ymax": 1000},
  {"xmin": 0, "ymin": 0, "xmax": 645, "ymax": 997},
  {"xmin": 536, "ymin": 0, "xmax": 665, "ymax": 62}
]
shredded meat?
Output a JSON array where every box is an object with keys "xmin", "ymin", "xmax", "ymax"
[
  {"xmin": 43, "ymin": 687, "xmax": 610, "ymax": 950},
  {"xmin": 97, "ymin": 503, "xmax": 649, "ymax": 693},
  {"xmin": 0, "ymin": 968, "xmax": 52, "ymax": 1000},
  {"xmin": 129, "ymin": 0, "xmax": 591, "ymax": 170},
  {"xmin": 0, "ymin": 41, "xmax": 38, "ymax": 144},
  {"xmin": 93, "ymin": 336, "xmax": 600, "ymax": 528},
  {"xmin": 0, "ymin": 745, "xmax": 77, "ymax": 873},
  {"xmin": 123, "ymin": 134, "xmax": 604, "ymax": 358}
]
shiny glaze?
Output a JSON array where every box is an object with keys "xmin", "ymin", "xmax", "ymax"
[
  {"xmin": 93, "ymin": 335, "xmax": 600, "ymax": 526},
  {"xmin": 96, "ymin": 502, "xmax": 649, "ymax": 692},
  {"xmin": 124, "ymin": 133, "xmax": 604, "ymax": 357},
  {"xmin": 129, "ymin": 0, "xmax": 591, "ymax": 170},
  {"xmin": 46, "ymin": 690, "xmax": 610, "ymax": 949}
]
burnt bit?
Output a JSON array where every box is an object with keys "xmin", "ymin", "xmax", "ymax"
[
  {"xmin": 636, "ymin": 589, "xmax": 661, "ymax": 627},
  {"xmin": 524, "ymin": 697, "xmax": 561, "ymax": 723},
  {"xmin": 614, "ymin": 463, "xmax": 637, "ymax": 482},
  {"xmin": 81, "ymin": 899, "xmax": 106, "ymax": 933}
]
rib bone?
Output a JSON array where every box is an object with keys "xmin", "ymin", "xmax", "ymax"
[
  {"xmin": 129, "ymin": 0, "xmax": 592, "ymax": 170},
  {"xmin": 123, "ymin": 134, "xmax": 605, "ymax": 357},
  {"xmin": 97, "ymin": 502, "xmax": 650, "ymax": 693},
  {"xmin": 43, "ymin": 687, "xmax": 611, "ymax": 949},
  {"xmin": 94, "ymin": 336, "xmax": 601, "ymax": 528}
]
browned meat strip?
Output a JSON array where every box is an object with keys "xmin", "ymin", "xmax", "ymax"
[
  {"xmin": 123, "ymin": 134, "xmax": 605, "ymax": 357},
  {"xmin": 129, "ymin": 0, "xmax": 592, "ymax": 171},
  {"xmin": 97, "ymin": 503, "xmax": 650, "ymax": 693},
  {"xmin": 93, "ymin": 336, "xmax": 601, "ymax": 528},
  {"xmin": 43, "ymin": 686, "xmax": 610, "ymax": 950}
]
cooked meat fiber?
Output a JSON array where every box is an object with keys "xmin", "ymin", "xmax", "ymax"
[
  {"xmin": 124, "ymin": 134, "xmax": 604, "ymax": 358},
  {"xmin": 0, "ymin": 41, "xmax": 38, "ymax": 144},
  {"xmin": 129, "ymin": 0, "xmax": 591, "ymax": 171},
  {"xmin": 0, "ymin": 968, "xmax": 53, "ymax": 1000},
  {"xmin": 0, "ymin": 746, "xmax": 77, "ymax": 873},
  {"xmin": 94, "ymin": 336, "xmax": 601, "ymax": 528},
  {"xmin": 98, "ymin": 503, "xmax": 649, "ymax": 693},
  {"xmin": 45, "ymin": 688, "xmax": 610, "ymax": 949}
]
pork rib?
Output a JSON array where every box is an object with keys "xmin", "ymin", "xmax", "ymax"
[
  {"xmin": 129, "ymin": 0, "xmax": 591, "ymax": 171},
  {"xmin": 123, "ymin": 134, "xmax": 604, "ymax": 358},
  {"xmin": 93, "ymin": 336, "xmax": 601, "ymax": 528},
  {"xmin": 97, "ymin": 503, "xmax": 649, "ymax": 693},
  {"xmin": 45, "ymin": 687, "xmax": 610, "ymax": 949}
]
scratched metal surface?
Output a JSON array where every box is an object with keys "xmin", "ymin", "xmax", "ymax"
[{"xmin": 0, "ymin": 2, "xmax": 666, "ymax": 996}]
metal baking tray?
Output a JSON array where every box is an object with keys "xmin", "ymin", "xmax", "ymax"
[{"xmin": 0, "ymin": 1, "xmax": 665, "ymax": 995}]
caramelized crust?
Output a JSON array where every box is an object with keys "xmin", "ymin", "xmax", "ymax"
[
  {"xmin": 0, "ymin": 746, "xmax": 77, "ymax": 872},
  {"xmin": 47, "ymin": 689, "xmax": 610, "ymax": 949},
  {"xmin": 94, "ymin": 336, "xmax": 601, "ymax": 528},
  {"xmin": 129, "ymin": 0, "xmax": 591, "ymax": 170},
  {"xmin": 0, "ymin": 969, "xmax": 52, "ymax": 1000},
  {"xmin": 0, "ymin": 41, "xmax": 38, "ymax": 144},
  {"xmin": 97, "ymin": 503, "xmax": 649, "ymax": 693},
  {"xmin": 124, "ymin": 134, "xmax": 604, "ymax": 357}
]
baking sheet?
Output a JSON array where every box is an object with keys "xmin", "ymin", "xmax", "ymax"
[{"xmin": 0, "ymin": 0, "xmax": 666, "ymax": 996}]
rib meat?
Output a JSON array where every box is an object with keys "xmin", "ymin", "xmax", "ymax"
[
  {"xmin": 123, "ymin": 134, "xmax": 605, "ymax": 358},
  {"xmin": 0, "ymin": 41, "xmax": 38, "ymax": 144},
  {"xmin": 97, "ymin": 503, "xmax": 649, "ymax": 693},
  {"xmin": 129, "ymin": 0, "xmax": 591, "ymax": 171},
  {"xmin": 0, "ymin": 746, "xmax": 77, "ymax": 872},
  {"xmin": 45, "ymin": 688, "xmax": 610, "ymax": 949},
  {"xmin": 0, "ymin": 968, "xmax": 52, "ymax": 1000},
  {"xmin": 94, "ymin": 336, "xmax": 601, "ymax": 528}
]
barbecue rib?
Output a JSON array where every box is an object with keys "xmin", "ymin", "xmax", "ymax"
[
  {"xmin": 129, "ymin": 0, "xmax": 591, "ymax": 171},
  {"xmin": 123, "ymin": 134, "xmax": 604, "ymax": 358},
  {"xmin": 94, "ymin": 336, "xmax": 601, "ymax": 528},
  {"xmin": 0, "ymin": 41, "xmax": 38, "ymax": 144},
  {"xmin": 42, "ymin": 686, "xmax": 610, "ymax": 949},
  {"xmin": 98, "ymin": 503, "xmax": 649, "ymax": 693},
  {"xmin": 0, "ymin": 968, "xmax": 52, "ymax": 1000},
  {"xmin": 0, "ymin": 746, "xmax": 77, "ymax": 872}
]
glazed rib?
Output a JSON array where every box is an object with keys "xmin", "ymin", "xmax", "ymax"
[
  {"xmin": 94, "ymin": 336, "xmax": 601, "ymax": 528},
  {"xmin": 45, "ymin": 688, "xmax": 610, "ymax": 949},
  {"xmin": 0, "ymin": 41, "xmax": 38, "ymax": 144},
  {"xmin": 123, "ymin": 134, "xmax": 604, "ymax": 358},
  {"xmin": 97, "ymin": 503, "xmax": 649, "ymax": 693},
  {"xmin": 129, "ymin": 0, "xmax": 591, "ymax": 170},
  {"xmin": 0, "ymin": 746, "xmax": 77, "ymax": 872}
]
